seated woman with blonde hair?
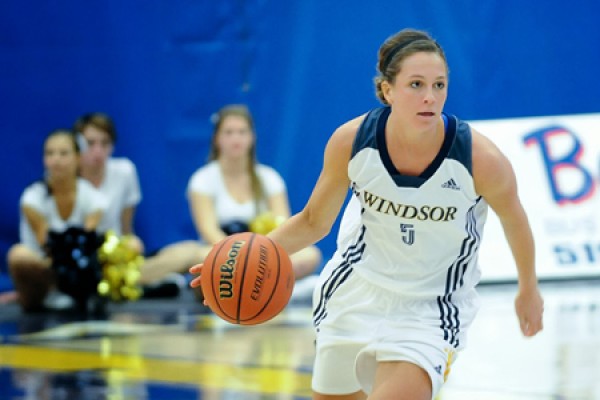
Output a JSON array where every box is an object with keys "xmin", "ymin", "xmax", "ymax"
[
  {"xmin": 138, "ymin": 105, "xmax": 321, "ymax": 300},
  {"xmin": 187, "ymin": 104, "xmax": 322, "ymax": 281}
]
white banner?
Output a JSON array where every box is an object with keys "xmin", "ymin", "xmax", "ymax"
[{"xmin": 470, "ymin": 113, "xmax": 600, "ymax": 282}]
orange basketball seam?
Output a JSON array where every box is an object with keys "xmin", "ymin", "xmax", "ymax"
[
  {"xmin": 240, "ymin": 236, "xmax": 283, "ymax": 324},
  {"xmin": 236, "ymin": 233, "xmax": 255, "ymax": 324}
]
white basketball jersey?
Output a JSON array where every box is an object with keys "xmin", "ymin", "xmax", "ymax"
[{"xmin": 324, "ymin": 107, "xmax": 488, "ymax": 298}]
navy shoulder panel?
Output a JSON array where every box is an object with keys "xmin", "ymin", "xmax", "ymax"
[
  {"xmin": 351, "ymin": 107, "xmax": 390, "ymax": 158},
  {"xmin": 446, "ymin": 115, "xmax": 473, "ymax": 174}
]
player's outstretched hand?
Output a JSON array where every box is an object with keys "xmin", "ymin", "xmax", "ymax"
[
  {"xmin": 515, "ymin": 285, "xmax": 544, "ymax": 337},
  {"xmin": 189, "ymin": 264, "xmax": 203, "ymax": 289}
]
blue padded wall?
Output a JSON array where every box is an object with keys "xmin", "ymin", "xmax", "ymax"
[{"xmin": 1, "ymin": 0, "xmax": 600, "ymax": 274}]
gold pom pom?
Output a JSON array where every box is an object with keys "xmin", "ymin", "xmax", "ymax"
[
  {"xmin": 97, "ymin": 231, "xmax": 144, "ymax": 302},
  {"xmin": 249, "ymin": 212, "xmax": 285, "ymax": 235}
]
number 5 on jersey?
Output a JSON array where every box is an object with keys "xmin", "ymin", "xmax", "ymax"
[{"xmin": 401, "ymin": 223, "xmax": 415, "ymax": 245}]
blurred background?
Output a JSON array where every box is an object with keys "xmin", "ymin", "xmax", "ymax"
[{"xmin": 2, "ymin": 0, "xmax": 600, "ymax": 276}]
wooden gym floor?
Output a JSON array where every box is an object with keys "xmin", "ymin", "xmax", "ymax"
[{"xmin": 1, "ymin": 279, "xmax": 599, "ymax": 399}]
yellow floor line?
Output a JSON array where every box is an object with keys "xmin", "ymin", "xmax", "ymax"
[{"xmin": 0, "ymin": 344, "xmax": 312, "ymax": 396}]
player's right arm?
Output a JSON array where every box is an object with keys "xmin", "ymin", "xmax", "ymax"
[
  {"xmin": 267, "ymin": 116, "xmax": 363, "ymax": 256},
  {"xmin": 190, "ymin": 116, "xmax": 363, "ymax": 286}
]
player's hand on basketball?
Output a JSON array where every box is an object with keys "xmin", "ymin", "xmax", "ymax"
[
  {"xmin": 515, "ymin": 285, "xmax": 544, "ymax": 337},
  {"xmin": 188, "ymin": 263, "xmax": 203, "ymax": 288},
  {"xmin": 189, "ymin": 263, "xmax": 209, "ymax": 306}
]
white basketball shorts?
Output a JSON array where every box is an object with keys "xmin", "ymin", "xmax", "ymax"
[{"xmin": 311, "ymin": 270, "xmax": 480, "ymax": 398}]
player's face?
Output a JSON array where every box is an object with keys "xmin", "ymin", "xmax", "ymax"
[
  {"xmin": 216, "ymin": 115, "xmax": 255, "ymax": 160},
  {"xmin": 44, "ymin": 134, "xmax": 79, "ymax": 180},
  {"xmin": 80, "ymin": 125, "xmax": 113, "ymax": 169},
  {"xmin": 384, "ymin": 52, "xmax": 448, "ymax": 129}
]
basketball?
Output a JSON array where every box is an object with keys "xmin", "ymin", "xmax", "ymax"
[{"xmin": 201, "ymin": 232, "xmax": 295, "ymax": 325}]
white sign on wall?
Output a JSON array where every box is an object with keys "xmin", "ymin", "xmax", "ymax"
[{"xmin": 470, "ymin": 113, "xmax": 600, "ymax": 282}]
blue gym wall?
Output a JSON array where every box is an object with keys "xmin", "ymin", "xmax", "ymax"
[{"xmin": 1, "ymin": 1, "xmax": 600, "ymax": 278}]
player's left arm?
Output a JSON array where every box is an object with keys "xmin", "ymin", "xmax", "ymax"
[{"xmin": 472, "ymin": 128, "xmax": 544, "ymax": 337}]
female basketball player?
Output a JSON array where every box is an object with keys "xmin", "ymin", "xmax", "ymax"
[{"xmin": 190, "ymin": 29, "xmax": 544, "ymax": 399}]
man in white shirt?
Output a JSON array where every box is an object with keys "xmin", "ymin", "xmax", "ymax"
[
  {"xmin": 74, "ymin": 113, "xmax": 191, "ymax": 298},
  {"xmin": 74, "ymin": 113, "xmax": 144, "ymax": 252}
]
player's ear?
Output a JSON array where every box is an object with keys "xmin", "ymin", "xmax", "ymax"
[{"xmin": 381, "ymin": 80, "xmax": 393, "ymax": 104}]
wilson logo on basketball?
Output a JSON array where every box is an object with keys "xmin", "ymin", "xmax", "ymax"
[
  {"xmin": 219, "ymin": 240, "xmax": 245, "ymax": 298},
  {"xmin": 251, "ymin": 244, "xmax": 269, "ymax": 301}
]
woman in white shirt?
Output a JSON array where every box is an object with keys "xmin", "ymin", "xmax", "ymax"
[
  {"xmin": 140, "ymin": 105, "xmax": 321, "ymax": 295},
  {"xmin": 7, "ymin": 129, "xmax": 107, "ymax": 312},
  {"xmin": 188, "ymin": 105, "xmax": 321, "ymax": 280}
]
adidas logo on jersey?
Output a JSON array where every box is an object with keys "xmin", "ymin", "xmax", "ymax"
[{"xmin": 441, "ymin": 178, "xmax": 460, "ymax": 190}]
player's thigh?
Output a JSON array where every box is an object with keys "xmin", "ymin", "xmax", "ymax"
[{"xmin": 371, "ymin": 361, "xmax": 432, "ymax": 400}]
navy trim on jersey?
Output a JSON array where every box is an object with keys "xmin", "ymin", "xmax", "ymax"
[
  {"xmin": 352, "ymin": 107, "xmax": 473, "ymax": 188},
  {"xmin": 446, "ymin": 118, "xmax": 473, "ymax": 175},
  {"xmin": 437, "ymin": 197, "xmax": 483, "ymax": 347},
  {"xmin": 352, "ymin": 109, "xmax": 381, "ymax": 157},
  {"xmin": 378, "ymin": 109, "xmax": 457, "ymax": 188},
  {"xmin": 313, "ymin": 225, "xmax": 367, "ymax": 329}
]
